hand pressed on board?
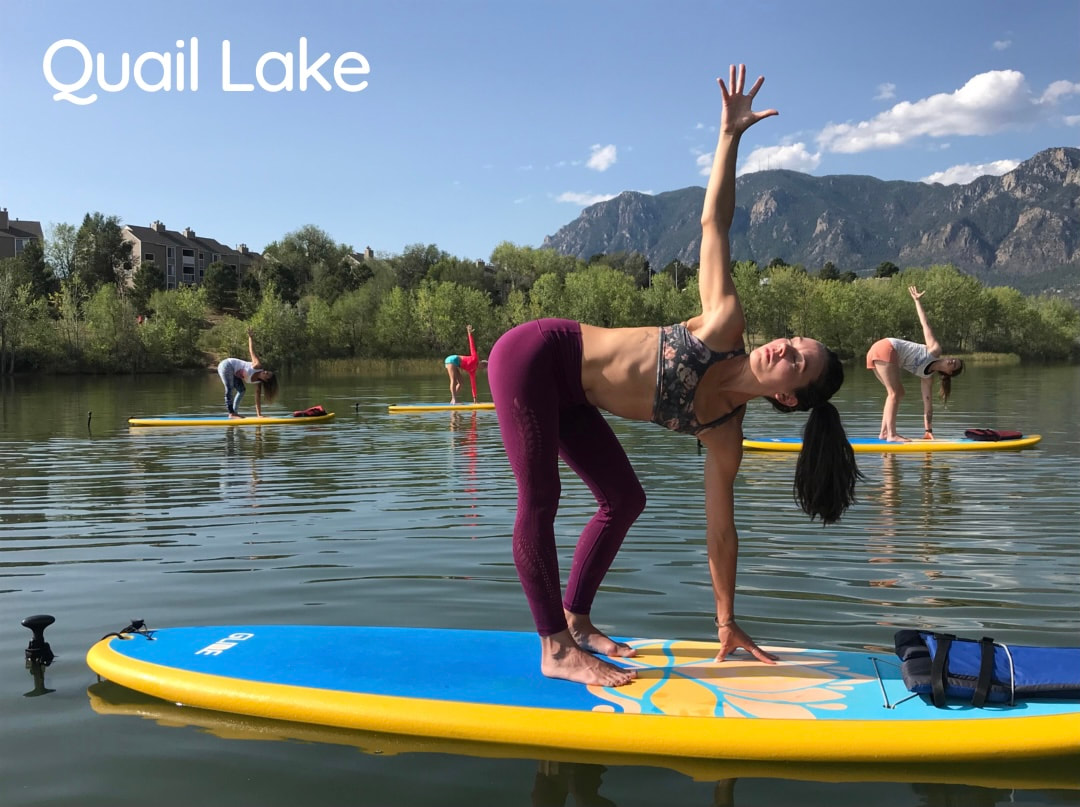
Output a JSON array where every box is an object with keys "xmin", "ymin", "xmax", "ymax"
[
  {"xmin": 715, "ymin": 621, "xmax": 778, "ymax": 664},
  {"xmin": 718, "ymin": 63, "xmax": 778, "ymax": 136}
]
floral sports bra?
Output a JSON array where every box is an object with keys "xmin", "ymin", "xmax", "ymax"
[{"xmin": 651, "ymin": 324, "xmax": 745, "ymax": 436}]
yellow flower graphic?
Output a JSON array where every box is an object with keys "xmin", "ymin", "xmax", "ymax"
[{"xmin": 587, "ymin": 640, "xmax": 873, "ymax": 719}]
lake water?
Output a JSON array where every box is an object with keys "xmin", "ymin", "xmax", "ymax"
[{"xmin": 1, "ymin": 362, "xmax": 1078, "ymax": 806}]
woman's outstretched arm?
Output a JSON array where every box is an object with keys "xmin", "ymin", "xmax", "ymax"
[
  {"xmin": 698, "ymin": 64, "xmax": 778, "ymax": 318},
  {"xmin": 247, "ymin": 329, "xmax": 262, "ymax": 368},
  {"xmin": 909, "ymin": 286, "xmax": 941, "ymax": 357}
]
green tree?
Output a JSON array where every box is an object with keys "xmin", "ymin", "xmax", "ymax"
[
  {"xmin": 0, "ymin": 262, "xmax": 33, "ymax": 372},
  {"xmin": 599, "ymin": 251, "xmax": 651, "ymax": 288},
  {"xmin": 139, "ymin": 286, "xmax": 209, "ymax": 367},
  {"xmin": 392, "ymin": 243, "xmax": 447, "ymax": 290},
  {"xmin": 331, "ymin": 285, "xmax": 381, "ymax": 356},
  {"xmin": 46, "ymin": 222, "xmax": 78, "ymax": 280},
  {"xmin": 563, "ymin": 265, "xmax": 641, "ymax": 327},
  {"xmin": 641, "ymin": 272, "xmax": 697, "ymax": 325},
  {"xmin": 818, "ymin": 261, "xmax": 840, "ymax": 281},
  {"xmin": 874, "ymin": 261, "xmax": 900, "ymax": 278},
  {"xmin": 261, "ymin": 225, "xmax": 353, "ymax": 303},
  {"xmin": 428, "ymin": 257, "xmax": 496, "ymax": 298},
  {"xmin": 489, "ymin": 242, "xmax": 578, "ymax": 303},
  {"xmin": 247, "ymin": 287, "xmax": 307, "ymax": 368},
  {"xmin": 372, "ymin": 286, "xmax": 419, "ymax": 356},
  {"xmin": 15, "ymin": 238, "xmax": 58, "ymax": 301},
  {"xmin": 202, "ymin": 260, "xmax": 238, "ymax": 312},
  {"xmin": 84, "ymin": 284, "xmax": 143, "ymax": 372},
  {"xmin": 73, "ymin": 212, "xmax": 131, "ymax": 290},
  {"xmin": 130, "ymin": 258, "xmax": 166, "ymax": 314},
  {"xmin": 527, "ymin": 272, "xmax": 566, "ymax": 320},
  {"xmin": 731, "ymin": 261, "xmax": 763, "ymax": 346},
  {"xmin": 50, "ymin": 275, "xmax": 90, "ymax": 360}
]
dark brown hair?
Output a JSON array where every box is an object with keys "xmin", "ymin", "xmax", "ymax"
[
  {"xmin": 766, "ymin": 349, "xmax": 863, "ymax": 525},
  {"xmin": 939, "ymin": 358, "xmax": 964, "ymax": 404},
  {"xmin": 260, "ymin": 371, "xmax": 279, "ymax": 403}
]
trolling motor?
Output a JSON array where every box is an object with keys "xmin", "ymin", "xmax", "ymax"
[
  {"xmin": 23, "ymin": 614, "xmax": 56, "ymax": 667},
  {"xmin": 22, "ymin": 614, "xmax": 56, "ymax": 697}
]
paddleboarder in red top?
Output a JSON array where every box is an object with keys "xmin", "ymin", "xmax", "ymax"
[{"xmin": 444, "ymin": 325, "xmax": 488, "ymax": 405}]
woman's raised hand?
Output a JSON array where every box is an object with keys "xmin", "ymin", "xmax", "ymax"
[
  {"xmin": 909, "ymin": 286, "xmax": 925, "ymax": 301},
  {"xmin": 718, "ymin": 64, "xmax": 778, "ymax": 136}
]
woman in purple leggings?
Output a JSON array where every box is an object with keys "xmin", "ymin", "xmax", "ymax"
[{"xmin": 488, "ymin": 66, "xmax": 861, "ymax": 687}]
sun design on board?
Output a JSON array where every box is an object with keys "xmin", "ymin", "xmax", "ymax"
[{"xmin": 586, "ymin": 640, "xmax": 873, "ymax": 719}]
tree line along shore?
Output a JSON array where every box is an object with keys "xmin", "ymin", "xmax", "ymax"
[{"xmin": 1, "ymin": 217, "xmax": 1077, "ymax": 375}]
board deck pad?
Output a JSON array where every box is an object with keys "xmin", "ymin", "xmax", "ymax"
[
  {"xmin": 743, "ymin": 435, "xmax": 1041, "ymax": 453},
  {"xmin": 388, "ymin": 403, "xmax": 495, "ymax": 412},
  {"xmin": 86, "ymin": 625, "xmax": 1080, "ymax": 762},
  {"xmin": 128, "ymin": 413, "xmax": 336, "ymax": 427}
]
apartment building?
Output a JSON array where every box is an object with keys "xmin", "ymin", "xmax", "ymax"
[
  {"xmin": 0, "ymin": 208, "xmax": 44, "ymax": 259},
  {"xmin": 121, "ymin": 221, "xmax": 260, "ymax": 290}
]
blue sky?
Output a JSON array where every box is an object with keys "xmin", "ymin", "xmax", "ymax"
[{"xmin": 2, "ymin": 0, "xmax": 1078, "ymax": 261}]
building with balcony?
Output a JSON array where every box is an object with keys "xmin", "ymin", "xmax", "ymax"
[{"xmin": 121, "ymin": 221, "xmax": 260, "ymax": 290}]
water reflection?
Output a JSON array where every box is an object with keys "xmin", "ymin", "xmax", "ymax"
[
  {"xmin": 866, "ymin": 453, "xmax": 957, "ymax": 586},
  {"xmin": 532, "ymin": 760, "xmax": 615, "ymax": 807},
  {"xmin": 449, "ymin": 412, "xmax": 481, "ymax": 537},
  {"xmin": 85, "ymin": 681, "xmax": 1080, "ymax": 806}
]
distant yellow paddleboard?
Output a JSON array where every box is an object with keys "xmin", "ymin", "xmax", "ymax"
[
  {"xmin": 388, "ymin": 403, "xmax": 495, "ymax": 413},
  {"xmin": 743, "ymin": 435, "xmax": 1041, "ymax": 453},
  {"xmin": 128, "ymin": 413, "xmax": 336, "ymax": 427}
]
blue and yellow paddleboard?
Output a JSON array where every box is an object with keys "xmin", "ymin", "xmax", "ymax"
[
  {"xmin": 743, "ymin": 435, "xmax": 1042, "ymax": 453},
  {"xmin": 388, "ymin": 403, "xmax": 495, "ymax": 413},
  {"xmin": 128, "ymin": 413, "xmax": 336, "ymax": 427},
  {"xmin": 86, "ymin": 625, "xmax": 1080, "ymax": 763}
]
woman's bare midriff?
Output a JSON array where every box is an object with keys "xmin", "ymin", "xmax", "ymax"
[{"xmin": 579, "ymin": 324, "xmax": 658, "ymax": 420}]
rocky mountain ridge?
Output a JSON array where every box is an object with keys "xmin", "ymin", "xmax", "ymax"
[{"xmin": 541, "ymin": 147, "xmax": 1080, "ymax": 294}]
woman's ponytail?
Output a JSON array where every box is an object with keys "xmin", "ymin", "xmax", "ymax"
[
  {"xmin": 766, "ymin": 349, "xmax": 862, "ymax": 524},
  {"xmin": 793, "ymin": 401, "xmax": 862, "ymax": 525}
]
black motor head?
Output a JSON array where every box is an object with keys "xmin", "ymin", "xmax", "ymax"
[{"xmin": 22, "ymin": 614, "xmax": 56, "ymax": 667}]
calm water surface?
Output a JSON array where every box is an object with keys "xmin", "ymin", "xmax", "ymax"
[{"xmin": 1, "ymin": 363, "xmax": 1077, "ymax": 806}]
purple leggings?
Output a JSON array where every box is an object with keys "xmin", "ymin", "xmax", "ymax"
[{"xmin": 488, "ymin": 319, "xmax": 646, "ymax": 636}]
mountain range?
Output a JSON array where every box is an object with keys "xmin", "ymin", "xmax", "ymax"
[{"xmin": 541, "ymin": 147, "xmax": 1080, "ymax": 297}]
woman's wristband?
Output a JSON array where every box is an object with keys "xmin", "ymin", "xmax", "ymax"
[{"xmin": 714, "ymin": 617, "xmax": 736, "ymax": 629}]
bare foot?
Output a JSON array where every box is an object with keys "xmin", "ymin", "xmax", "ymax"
[
  {"xmin": 540, "ymin": 631, "xmax": 637, "ymax": 687},
  {"xmin": 886, "ymin": 434, "xmax": 911, "ymax": 443},
  {"xmin": 565, "ymin": 611, "xmax": 637, "ymax": 659},
  {"xmin": 228, "ymin": 413, "xmax": 243, "ymax": 419}
]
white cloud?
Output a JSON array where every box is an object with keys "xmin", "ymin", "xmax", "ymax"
[
  {"xmin": 586, "ymin": 143, "xmax": 617, "ymax": 172},
  {"xmin": 920, "ymin": 159, "xmax": 1020, "ymax": 185},
  {"xmin": 555, "ymin": 191, "xmax": 618, "ymax": 206},
  {"xmin": 874, "ymin": 82, "xmax": 896, "ymax": 101},
  {"xmin": 1039, "ymin": 80, "xmax": 1080, "ymax": 105},
  {"xmin": 993, "ymin": 39, "xmax": 1012, "ymax": 51},
  {"xmin": 815, "ymin": 70, "xmax": 1070, "ymax": 154},
  {"xmin": 1066, "ymin": 115, "xmax": 1080, "ymax": 127},
  {"xmin": 737, "ymin": 143, "xmax": 823, "ymax": 175}
]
